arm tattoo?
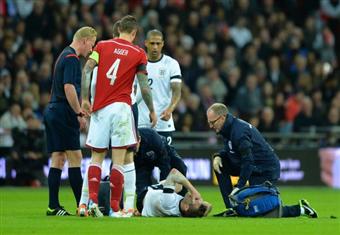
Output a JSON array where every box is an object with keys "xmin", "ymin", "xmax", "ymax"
[
  {"xmin": 82, "ymin": 59, "xmax": 97, "ymax": 101},
  {"xmin": 137, "ymin": 73, "xmax": 154, "ymax": 112},
  {"xmin": 169, "ymin": 82, "xmax": 181, "ymax": 111}
]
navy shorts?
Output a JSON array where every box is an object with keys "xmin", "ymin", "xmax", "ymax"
[
  {"xmin": 131, "ymin": 103, "xmax": 139, "ymax": 131},
  {"xmin": 44, "ymin": 102, "xmax": 80, "ymax": 153},
  {"xmin": 157, "ymin": 131, "xmax": 173, "ymax": 145}
]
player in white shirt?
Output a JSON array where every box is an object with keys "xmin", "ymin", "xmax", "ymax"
[
  {"xmin": 136, "ymin": 29, "xmax": 182, "ymax": 145},
  {"xmin": 138, "ymin": 168, "xmax": 212, "ymax": 217}
]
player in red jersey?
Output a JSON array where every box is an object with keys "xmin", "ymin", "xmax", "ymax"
[{"xmin": 81, "ymin": 15, "xmax": 157, "ymax": 218}]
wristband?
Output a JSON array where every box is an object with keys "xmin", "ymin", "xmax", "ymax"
[{"xmin": 76, "ymin": 112, "xmax": 84, "ymax": 117}]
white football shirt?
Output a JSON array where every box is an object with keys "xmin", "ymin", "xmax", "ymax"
[
  {"xmin": 136, "ymin": 54, "xmax": 182, "ymax": 132},
  {"xmin": 141, "ymin": 186, "xmax": 183, "ymax": 217}
]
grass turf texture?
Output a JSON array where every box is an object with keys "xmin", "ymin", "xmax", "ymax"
[{"xmin": 1, "ymin": 186, "xmax": 339, "ymax": 235}]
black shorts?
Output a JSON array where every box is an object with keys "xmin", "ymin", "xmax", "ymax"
[
  {"xmin": 44, "ymin": 102, "xmax": 80, "ymax": 153},
  {"xmin": 131, "ymin": 103, "xmax": 139, "ymax": 131},
  {"xmin": 157, "ymin": 131, "xmax": 173, "ymax": 145}
]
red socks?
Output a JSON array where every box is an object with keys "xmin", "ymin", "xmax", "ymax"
[
  {"xmin": 88, "ymin": 164, "xmax": 101, "ymax": 204},
  {"xmin": 110, "ymin": 165, "xmax": 124, "ymax": 212}
]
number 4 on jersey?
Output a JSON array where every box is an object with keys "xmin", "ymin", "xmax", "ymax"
[{"xmin": 106, "ymin": 58, "xmax": 121, "ymax": 85}]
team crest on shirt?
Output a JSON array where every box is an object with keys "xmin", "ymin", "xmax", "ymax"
[
  {"xmin": 159, "ymin": 68, "xmax": 166, "ymax": 77},
  {"xmin": 228, "ymin": 141, "xmax": 235, "ymax": 153}
]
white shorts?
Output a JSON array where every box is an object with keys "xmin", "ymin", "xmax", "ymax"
[{"xmin": 86, "ymin": 102, "xmax": 137, "ymax": 149}]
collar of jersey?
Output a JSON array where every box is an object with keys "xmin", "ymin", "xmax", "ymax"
[
  {"xmin": 113, "ymin": 38, "xmax": 132, "ymax": 45},
  {"xmin": 179, "ymin": 198, "xmax": 184, "ymax": 216},
  {"xmin": 219, "ymin": 114, "xmax": 234, "ymax": 137},
  {"xmin": 148, "ymin": 54, "xmax": 163, "ymax": 63},
  {"xmin": 68, "ymin": 46, "xmax": 76, "ymax": 54}
]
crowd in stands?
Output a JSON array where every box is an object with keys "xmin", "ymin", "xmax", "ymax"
[{"xmin": 0, "ymin": 0, "xmax": 339, "ymax": 184}]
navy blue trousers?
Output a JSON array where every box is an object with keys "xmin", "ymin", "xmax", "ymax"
[{"xmin": 215, "ymin": 156, "xmax": 279, "ymax": 208}]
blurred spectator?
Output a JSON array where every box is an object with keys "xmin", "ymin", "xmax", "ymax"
[
  {"xmin": 293, "ymin": 96, "xmax": 319, "ymax": 132},
  {"xmin": 303, "ymin": 15, "xmax": 318, "ymax": 51},
  {"xmin": 10, "ymin": 116, "xmax": 47, "ymax": 186},
  {"xmin": 0, "ymin": 69, "xmax": 11, "ymax": 115},
  {"xmin": 220, "ymin": 45, "xmax": 239, "ymax": 74},
  {"xmin": 13, "ymin": 0, "xmax": 34, "ymax": 18},
  {"xmin": 0, "ymin": 103, "xmax": 26, "ymax": 148},
  {"xmin": 258, "ymin": 107, "xmax": 278, "ymax": 132},
  {"xmin": 272, "ymin": 92, "xmax": 287, "ymax": 132},
  {"xmin": 12, "ymin": 70, "xmax": 39, "ymax": 105},
  {"xmin": 234, "ymin": 74, "xmax": 262, "ymax": 120},
  {"xmin": 321, "ymin": 0, "xmax": 340, "ymax": 65},
  {"xmin": 184, "ymin": 11, "xmax": 202, "ymax": 43},
  {"xmin": 197, "ymin": 68, "xmax": 227, "ymax": 103},
  {"xmin": 261, "ymin": 81, "xmax": 274, "ymax": 108},
  {"xmin": 24, "ymin": 1, "xmax": 56, "ymax": 41},
  {"xmin": 141, "ymin": 9, "xmax": 162, "ymax": 33},
  {"xmin": 223, "ymin": 66, "xmax": 241, "ymax": 108},
  {"xmin": 180, "ymin": 93, "xmax": 207, "ymax": 132},
  {"xmin": 323, "ymin": 106, "xmax": 340, "ymax": 127},
  {"xmin": 311, "ymin": 89, "xmax": 326, "ymax": 123},
  {"xmin": 178, "ymin": 51, "xmax": 198, "ymax": 93},
  {"xmin": 230, "ymin": 17, "xmax": 252, "ymax": 49},
  {"xmin": 198, "ymin": 83, "xmax": 215, "ymax": 111},
  {"xmin": 285, "ymin": 90, "xmax": 304, "ymax": 126},
  {"xmin": 330, "ymin": 90, "xmax": 340, "ymax": 110},
  {"xmin": 240, "ymin": 43, "xmax": 258, "ymax": 77},
  {"xmin": 36, "ymin": 62, "xmax": 52, "ymax": 93}
]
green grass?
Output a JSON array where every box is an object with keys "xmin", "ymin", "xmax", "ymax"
[{"xmin": 1, "ymin": 186, "xmax": 339, "ymax": 235}]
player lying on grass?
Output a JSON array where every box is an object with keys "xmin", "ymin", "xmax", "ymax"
[
  {"xmin": 78, "ymin": 128, "xmax": 188, "ymax": 217},
  {"xmin": 94, "ymin": 168, "xmax": 211, "ymax": 217},
  {"xmin": 136, "ymin": 168, "xmax": 212, "ymax": 217}
]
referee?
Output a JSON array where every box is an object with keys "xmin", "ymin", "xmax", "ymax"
[{"xmin": 44, "ymin": 27, "xmax": 96, "ymax": 216}]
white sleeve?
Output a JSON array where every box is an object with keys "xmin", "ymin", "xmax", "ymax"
[
  {"xmin": 90, "ymin": 67, "xmax": 98, "ymax": 105},
  {"xmin": 135, "ymin": 82, "xmax": 143, "ymax": 104},
  {"xmin": 170, "ymin": 59, "xmax": 182, "ymax": 83}
]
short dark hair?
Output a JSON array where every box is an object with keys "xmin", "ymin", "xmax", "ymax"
[
  {"xmin": 112, "ymin": 20, "xmax": 121, "ymax": 38},
  {"xmin": 119, "ymin": 15, "xmax": 138, "ymax": 34},
  {"xmin": 182, "ymin": 203, "xmax": 209, "ymax": 218},
  {"xmin": 146, "ymin": 29, "xmax": 163, "ymax": 40}
]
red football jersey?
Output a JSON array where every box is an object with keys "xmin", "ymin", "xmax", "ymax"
[{"xmin": 91, "ymin": 38, "xmax": 147, "ymax": 112}]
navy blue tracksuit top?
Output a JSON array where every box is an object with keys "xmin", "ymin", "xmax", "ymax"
[{"xmin": 217, "ymin": 114, "xmax": 280, "ymax": 188}]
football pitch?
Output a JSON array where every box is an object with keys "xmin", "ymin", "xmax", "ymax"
[{"xmin": 1, "ymin": 186, "xmax": 339, "ymax": 235}]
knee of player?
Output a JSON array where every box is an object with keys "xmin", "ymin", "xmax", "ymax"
[{"xmin": 50, "ymin": 152, "xmax": 66, "ymax": 168}]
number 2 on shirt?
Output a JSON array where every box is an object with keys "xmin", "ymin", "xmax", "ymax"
[{"xmin": 106, "ymin": 58, "xmax": 121, "ymax": 85}]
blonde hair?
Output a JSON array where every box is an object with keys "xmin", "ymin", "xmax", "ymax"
[{"xmin": 73, "ymin": 26, "xmax": 97, "ymax": 41}]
